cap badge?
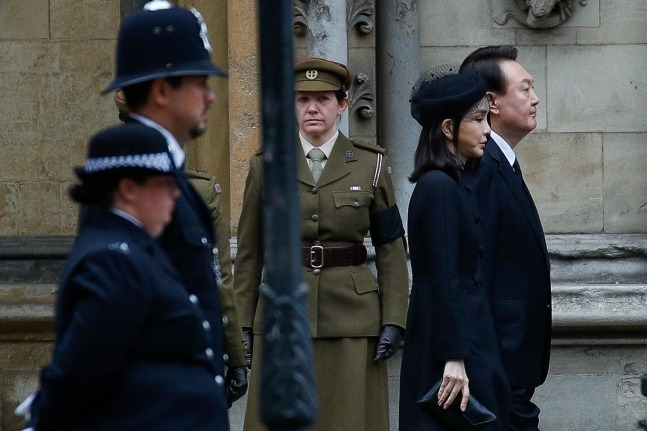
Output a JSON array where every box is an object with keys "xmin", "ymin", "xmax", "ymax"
[
  {"xmin": 190, "ymin": 8, "xmax": 213, "ymax": 53},
  {"xmin": 305, "ymin": 70, "xmax": 318, "ymax": 80},
  {"xmin": 144, "ymin": 0, "xmax": 173, "ymax": 11}
]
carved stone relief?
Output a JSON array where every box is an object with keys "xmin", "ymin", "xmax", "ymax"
[
  {"xmin": 348, "ymin": 0, "xmax": 374, "ymax": 35},
  {"xmin": 292, "ymin": 0, "xmax": 376, "ymax": 123},
  {"xmin": 293, "ymin": 0, "xmax": 308, "ymax": 37},
  {"xmin": 349, "ymin": 72, "xmax": 375, "ymax": 120},
  {"xmin": 293, "ymin": 0, "xmax": 375, "ymax": 36},
  {"xmin": 495, "ymin": 0, "xmax": 588, "ymax": 28}
]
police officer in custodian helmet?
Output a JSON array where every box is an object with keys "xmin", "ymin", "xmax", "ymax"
[
  {"xmin": 235, "ymin": 58, "xmax": 410, "ymax": 431},
  {"xmin": 104, "ymin": 2, "xmax": 232, "ymax": 428}
]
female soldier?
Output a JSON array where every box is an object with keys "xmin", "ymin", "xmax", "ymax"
[
  {"xmin": 399, "ymin": 72, "xmax": 511, "ymax": 430},
  {"xmin": 235, "ymin": 58, "xmax": 409, "ymax": 431},
  {"xmin": 29, "ymin": 123, "xmax": 229, "ymax": 430}
]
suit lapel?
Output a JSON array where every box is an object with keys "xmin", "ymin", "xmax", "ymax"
[
  {"xmin": 488, "ymin": 141, "xmax": 548, "ymax": 257},
  {"xmin": 314, "ymin": 134, "xmax": 352, "ymax": 188},
  {"xmin": 297, "ymin": 146, "xmax": 316, "ymax": 186},
  {"xmin": 297, "ymin": 134, "xmax": 353, "ymax": 188}
]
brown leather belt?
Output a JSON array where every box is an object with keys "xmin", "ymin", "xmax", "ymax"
[{"xmin": 302, "ymin": 243, "xmax": 367, "ymax": 269}]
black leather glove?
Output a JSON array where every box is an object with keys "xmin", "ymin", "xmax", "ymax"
[
  {"xmin": 242, "ymin": 327, "xmax": 253, "ymax": 369},
  {"xmin": 373, "ymin": 324, "xmax": 403, "ymax": 364},
  {"xmin": 225, "ymin": 366, "xmax": 248, "ymax": 408}
]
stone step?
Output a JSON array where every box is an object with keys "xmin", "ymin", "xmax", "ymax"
[
  {"xmin": 0, "ymin": 283, "xmax": 56, "ymax": 339},
  {"xmin": 1, "ymin": 281, "xmax": 646, "ymax": 339}
]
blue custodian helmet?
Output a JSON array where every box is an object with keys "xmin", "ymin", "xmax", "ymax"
[{"xmin": 103, "ymin": 0, "xmax": 226, "ymax": 93}]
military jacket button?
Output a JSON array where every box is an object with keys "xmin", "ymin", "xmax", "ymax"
[
  {"xmin": 223, "ymin": 353, "xmax": 229, "ymax": 364},
  {"xmin": 189, "ymin": 294, "xmax": 198, "ymax": 304},
  {"xmin": 215, "ymin": 375, "xmax": 224, "ymax": 385},
  {"xmin": 201, "ymin": 237, "xmax": 208, "ymax": 245},
  {"xmin": 206, "ymin": 348, "xmax": 214, "ymax": 359},
  {"xmin": 311, "ymin": 187, "xmax": 318, "ymax": 194},
  {"xmin": 311, "ymin": 214, "xmax": 319, "ymax": 221},
  {"xmin": 313, "ymin": 269, "xmax": 321, "ymax": 275},
  {"xmin": 222, "ymin": 316, "xmax": 229, "ymax": 326},
  {"xmin": 203, "ymin": 320, "xmax": 211, "ymax": 331}
]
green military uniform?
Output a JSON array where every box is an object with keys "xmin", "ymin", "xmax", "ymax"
[
  {"xmin": 186, "ymin": 167, "xmax": 246, "ymax": 369},
  {"xmin": 235, "ymin": 133, "xmax": 409, "ymax": 430}
]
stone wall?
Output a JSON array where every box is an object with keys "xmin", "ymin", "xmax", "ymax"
[
  {"xmin": 418, "ymin": 0, "xmax": 647, "ymax": 234},
  {"xmin": 0, "ymin": 0, "xmax": 231, "ymax": 237},
  {"xmin": 0, "ymin": 0, "xmax": 118, "ymax": 236}
]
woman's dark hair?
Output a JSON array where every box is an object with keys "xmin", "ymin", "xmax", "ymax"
[
  {"xmin": 122, "ymin": 76, "xmax": 184, "ymax": 112},
  {"xmin": 459, "ymin": 45, "xmax": 518, "ymax": 94},
  {"xmin": 334, "ymin": 89, "xmax": 347, "ymax": 102},
  {"xmin": 69, "ymin": 170, "xmax": 155, "ymax": 208},
  {"xmin": 409, "ymin": 115, "xmax": 464, "ymax": 183}
]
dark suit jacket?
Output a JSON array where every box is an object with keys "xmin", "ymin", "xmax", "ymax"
[
  {"xmin": 475, "ymin": 138, "xmax": 552, "ymax": 387},
  {"xmin": 32, "ymin": 211, "xmax": 229, "ymax": 431},
  {"xmin": 400, "ymin": 169, "xmax": 510, "ymax": 431}
]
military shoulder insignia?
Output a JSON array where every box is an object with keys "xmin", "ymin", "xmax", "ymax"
[
  {"xmin": 185, "ymin": 166, "xmax": 212, "ymax": 181},
  {"xmin": 351, "ymin": 139, "xmax": 385, "ymax": 154},
  {"xmin": 214, "ymin": 183, "xmax": 222, "ymax": 194}
]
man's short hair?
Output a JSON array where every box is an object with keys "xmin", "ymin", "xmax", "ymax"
[{"xmin": 459, "ymin": 45, "xmax": 518, "ymax": 94}]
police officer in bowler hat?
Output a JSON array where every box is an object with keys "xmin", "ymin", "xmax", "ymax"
[
  {"xmin": 102, "ymin": 1, "xmax": 235, "ymax": 427},
  {"xmin": 28, "ymin": 124, "xmax": 234, "ymax": 430},
  {"xmin": 235, "ymin": 58, "xmax": 410, "ymax": 431}
]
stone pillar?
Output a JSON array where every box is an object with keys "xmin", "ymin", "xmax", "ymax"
[
  {"xmin": 227, "ymin": 0, "xmax": 261, "ymax": 235},
  {"xmin": 376, "ymin": 0, "xmax": 420, "ymax": 219},
  {"xmin": 306, "ymin": 0, "xmax": 349, "ymax": 135}
]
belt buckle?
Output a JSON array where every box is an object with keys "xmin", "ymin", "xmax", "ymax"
[{"xmin": 310, "ymin": 245, "xmax": 324, "ymax": 269}]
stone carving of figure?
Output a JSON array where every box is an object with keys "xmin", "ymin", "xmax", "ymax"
[
  {"xmin": 497, "ymin": 0, "xmax": 588, "ymax": 28},
  {"xmin": 524, "ymin": 0, "xmax": 574, "ymax": 26}
]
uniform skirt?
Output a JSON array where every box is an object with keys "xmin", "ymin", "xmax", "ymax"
[{"xmin": 243, "ymin": 336, "xmax": 390, "ymax": 431}]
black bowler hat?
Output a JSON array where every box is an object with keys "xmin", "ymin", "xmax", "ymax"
[
  {"xmin": 410, "ymin": 73, "xmax": 486, "ymax": 127},
  {"xmin": 75, "ymin": 123, "xmax": 178, "ymax": 182},
  {"xmin": 103, "ymin": 2, "xmax": 226, "ymax": 93}
]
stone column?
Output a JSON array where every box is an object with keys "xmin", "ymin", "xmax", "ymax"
[
  {"xmin": 376, "ymin": 0, "xmax": 420, "ymax": 219},
  {"xmin": 306, "ymin": 0, "xmax": 349, "ymax": 135},
  {"xmin": 227, "ymin": 0, "xmax": 261, "ymax": 235}
]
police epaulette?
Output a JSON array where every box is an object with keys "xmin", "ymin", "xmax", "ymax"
[{"xmin": 351, "ymin": 139, "xmax": 385, "ymax": 154}]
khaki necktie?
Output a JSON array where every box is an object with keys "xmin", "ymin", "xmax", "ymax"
[{"xmin": 308, "ymin": 148, "xmax": 326, "ymax": 182}]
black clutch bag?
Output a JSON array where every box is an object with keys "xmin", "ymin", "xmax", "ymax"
[{"xmin": 417, "ymin": 379, "xmax": 496, "ymax": 430}]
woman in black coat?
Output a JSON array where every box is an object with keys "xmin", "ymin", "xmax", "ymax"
[
  {"xmin": 28, "ymin": 123, "xmax": 230, "ymax": 431},
  {"xmin": 399, "ymin": 73, "xmax": 511, "ymax": 431}
]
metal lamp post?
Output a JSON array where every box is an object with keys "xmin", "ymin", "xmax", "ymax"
[{"xmin": 257, "ymin": 0, "xmax": 318, "ymax": 430}]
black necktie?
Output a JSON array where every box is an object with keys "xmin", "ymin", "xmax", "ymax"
[{"xmin": 512, "ymin": 158, "xmax": 523, "ymax": 183}]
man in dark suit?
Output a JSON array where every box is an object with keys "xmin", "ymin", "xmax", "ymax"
[
  {"xmin": 460, "ymin": 46, "xmax": 552, "ymax": 431},
  {"xmin": 101, "ymin": 2, "xmax": 235, "ymax": 428}
]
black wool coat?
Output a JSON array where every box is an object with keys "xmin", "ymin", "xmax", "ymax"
[
  {"xmin": 399, "ymin": 169, "xmax": 510, "ymax": 431},
  {"xmin": 475, "ymin": 139, "xmax": 552, "ymax": 388}
]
